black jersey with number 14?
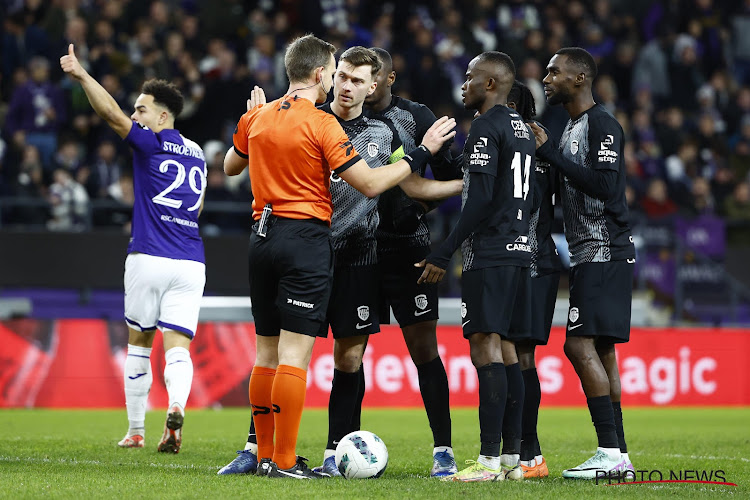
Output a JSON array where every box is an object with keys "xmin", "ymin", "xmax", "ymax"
[{"xmin": 460, "ymin": 105, "xmax": 537, "ymax": 271}]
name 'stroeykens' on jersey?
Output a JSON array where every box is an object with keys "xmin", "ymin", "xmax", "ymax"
[{"xmin": 162, "ymin": 141, "xmax": 205, "ymax": 160}]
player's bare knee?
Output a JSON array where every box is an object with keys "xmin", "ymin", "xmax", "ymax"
[
  {"xmin": 404, "ymin": 337, "xmax": 438, "ymax": 365},
  {"xmin": 517, "ymin": 343, "xmax": 536, "ymax": 371},
  {"xmin": 127, "ymin": 328, "xmax": 155, "ymax": 347}
]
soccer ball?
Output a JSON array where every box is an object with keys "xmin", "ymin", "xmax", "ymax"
[{"xmin": 334, "ymin": 430, "xmax": 388, "ymax": 479}]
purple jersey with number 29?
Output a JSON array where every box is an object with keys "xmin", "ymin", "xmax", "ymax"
[{"xmin": 124, "ymin": 122, "xmax": 207, "ymax": 263}]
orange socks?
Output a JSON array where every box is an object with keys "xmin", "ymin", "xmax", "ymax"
[
  {"xmin": 248, "ymin": 366, "xmax": 276, "ymax": 460},
  {"xmin": 271, "ymin": 364, "xmax": 308, "ymax": 469}
]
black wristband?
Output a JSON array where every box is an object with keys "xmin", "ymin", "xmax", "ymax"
[{"xmin": 404, "ymin": 145, "xmax": 432, "ymax": 173}]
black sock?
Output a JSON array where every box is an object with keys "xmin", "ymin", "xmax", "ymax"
[
  {"xmin": 417, "ymin": 356, "xmax": 452, "ymax": 447},
  {"xmin": 326, "ymin": 369, "xmax": 361, "ymax": 449},
  {"xmin": 501, "ymin": 363, "xmax": 524, "ymax": 455},
  {"xmin": 477, "ymin": 362, "xmax": 506, "ymax": 457},
  {"xmin": 520, "ymin": 368, "xmax": 541, "ymax": 460},
  {"xmin": 247, "ymin": 417, "xmax": 257, "ymax": 445},
  {"xmin": 350, "ymin": 365, "xmax": 365, "ymax": 433},
  {"xmin": 587, "ymin": 395, "xmax": 619, "ymax": 449},
  {"xmin": 612, "ymin": 401, "xmax": 627, "ymax": 453}
]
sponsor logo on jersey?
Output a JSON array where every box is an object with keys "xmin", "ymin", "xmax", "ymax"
[
  {"xmin": 469, "ymin": 137, "xmax": 490, "ymax": 167},
  {"xmin": 357, "ymin": 305, "xmax": 370, "ymax": 322},
  {"xmin": 506, "ymin": 235, "xmax": 531, "ymax": 252},
  {"xmin": 367, "ymin": 142, "xmax": 379, "ymax": 157},
  {"xmin": 598, "ymin": 134, "xmax": 618, "ymax": 163}
]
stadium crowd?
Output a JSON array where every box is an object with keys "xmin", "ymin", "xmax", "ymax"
[{"xmin": 2, "ymin": 0, "xmax": 750, "ymax": 234}]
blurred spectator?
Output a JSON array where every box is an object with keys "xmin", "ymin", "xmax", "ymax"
[
  {"xmin": 47, "ymin": 168, "xmax": 89, "ymax": 231},
  {"xmin": 93, "ymin": 173, "xmax": 133, "ymax": 233},
  {"xmin": 642, "ymin": 178, "xmax": 678, "ymax": 220},
  {"xmin": 728, "ymin": 114, "xmax": 750, "ymax": 179},
  {"xmin": 686, "ymin": 177, "xmax": 716, "ymax": 216},
  {"xmin": 725, "ymin": 181, "xmax": 750, "ymax": 220},
  {"xmin": 9, "ymin": 144, "xmax": 48, "ymax": 226},
  {"xmin": 1, "ymin": 10, "xmax": 50, "ymax": 97},
  {"xmin": 725, "ymin": 181, "xmax": 750, "ymax": 245},
  {"xmin": 80, "ymin": 141, "xmax": 123, "ymax": 199},
  {"xmin": 732, "ymin": 0, "xmax": 750, "ymax": 85},
  {"xmin": 5, "ymin": 57, "xmax": 67, "ymax": 168}
]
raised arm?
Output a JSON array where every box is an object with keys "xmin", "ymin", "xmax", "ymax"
[
  {"xmin": 339, "ymin": 116, "xmax": 457, "ymax": 198},
  {"xmin": 60, "ymin": 44, "xmax": 132, "ymax": 139},
  {"xmin": 399, "ymin": 173, "xmax": 462, "ymax": 201}
]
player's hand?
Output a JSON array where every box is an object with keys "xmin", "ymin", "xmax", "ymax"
[
  {"xmin": 60, "ymin": 44, "xmax": 86, "ymax": 81},
  {"xmin": 247, "ymin": 85, "xmax": 267, "ymax": 111},
  {"xmin": 421, "ymin": 116, "xmax": 457, "ymax": 155},
  {"xmin": 415, "ymin": 260, "xmax": 446, "ymax": 284},
  {"xmin": 528, "ymin": 122, "xmax": 548, "ymax": 149}
]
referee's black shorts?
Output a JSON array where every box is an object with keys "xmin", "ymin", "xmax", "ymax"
[
  {"xmin": 566, "ymin": 260, "xmax": 633, "ymax": 343},
  {"xmin": 248, "ymin": 217, "xmax": 333, "ymax": 337},
  {"xmin": 461, "ymin": 265, "xmax": 529, "ymax": 341},
  {"xmin": 378, "ymin": 249, "xmax": 439, "ymax": 328},
  {"xmin": 319, "ymin": 264, "xmax": 380, "ymax": 338}
]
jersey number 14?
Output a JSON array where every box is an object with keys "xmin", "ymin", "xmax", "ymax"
[{"xmin": 511, "ymin": 152, "xmax": 531, "ymax": 200}]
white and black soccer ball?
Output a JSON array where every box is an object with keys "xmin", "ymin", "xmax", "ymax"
[{"xmin": 334, "ymin": 430, "xmax": 388, "ymax": 479}]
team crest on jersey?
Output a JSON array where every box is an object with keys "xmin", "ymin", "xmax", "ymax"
[
  {"xmin": 569, "ymin": 307, "xmax": 580, "ymax": 323},
  {"xmin": 357, "ymin": 305, "xmax": 370, "ymax": 321},
  {"xmin": 461, "ymin": 302, "xmax": 467, "ymax": 319},
  {"xmin": 414, "ymin": 294, "xmax": 428, "ymax": 310},
  {"xmin": 570, "ymin": 140, "xmax": 579, "ymax": 155},
  {"xmin": 367, "ymin": 142, "xmax": 379, "ymax": 157}
]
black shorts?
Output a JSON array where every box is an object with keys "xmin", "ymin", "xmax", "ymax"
[
  {"xmin": 508, "ymin": 269, "xmax": 532, "ymax": 340},
  {"xmin": 461, "ymin": 265, "xmax": 528, "ymax": 340},
  {"xmin": 518, "ymin": 272, "xmax": 560, "ymax": 346},
  {"xmin": 248, "ymin": 218, "xmax": 333, "ymax": 337},
  {"xmin": 320, "ymin": 264, "xmax": 380, "ymax": 338},
  {"xmin": 567, "ymin": 260, "xmax": 633, "ymax": 343},
  {"xmin": 378, "ymin": 252, "xmax": 439, "ymax": 328}
]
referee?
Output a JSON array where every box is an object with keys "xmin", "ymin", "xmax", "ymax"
[{"xmin": 223, "ymin": 34, "xmax": 456, "ymax": 480}]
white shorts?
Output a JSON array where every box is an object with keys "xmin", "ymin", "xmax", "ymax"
[{"xmin": 124, "ymin": 253, "xmax": 206, "ymax": 338}]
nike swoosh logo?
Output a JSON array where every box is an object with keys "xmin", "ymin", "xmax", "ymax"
[
  {"xmin": 128, "ymin": 373, "xmax": 147, "ymax": 380},
  {"xmin": 332, "ymin": 441, "xmax": 339, "ymax": 446},
  {"xmin": 461, "ymin": 320, "xmax": 470, "ymax": 327},
  {"xmin": 627, "ymin": 258, "xmax": 636, "ymax": 264},
  {"xmin": 414, "ymin": 309, "xmax": 432, "ymax": 316},
  {"xmin": 355, "ymin": 323, "xmax": 372, "ymax": 330},
  {"xmin": 568, "ymin": 324, "xmax": 583, "ymax": 331}
]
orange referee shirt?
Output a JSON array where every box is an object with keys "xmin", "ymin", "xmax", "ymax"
[{"xmin": 233, "ymin": 95, "xmax": 361, "ymax": 223}]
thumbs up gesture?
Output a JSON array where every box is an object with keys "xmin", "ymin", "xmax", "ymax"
[{"xmin": 60, "ymin": 43, "xmax": 86, "ymax": 80}]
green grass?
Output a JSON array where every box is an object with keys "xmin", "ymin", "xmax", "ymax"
[{"xmin": 0, "ymin": 408, "xmax": 748, "ymax": 498}]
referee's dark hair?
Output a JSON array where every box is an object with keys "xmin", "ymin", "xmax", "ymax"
[
  {"xmin": 141, "ymin": 79, "xmax": 184, "ymax": 118},
  {"xmin": 284, "ymin": 34, "xmax": 337, "ymax": 83},
  {"xmin": 508, "ymin": 80, "xmax": 536, "ymax": 121},
  {"xmin": 556, "ymin": 47, "xmax": 598, "ymax": 81}
]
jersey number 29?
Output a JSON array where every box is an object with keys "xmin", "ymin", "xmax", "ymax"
[
  {"xmin": 511, "ymin": 152, "xmax": 531, "ymax": 200},
  {"xmin": 152, "ymin": 159, "xmax": 206, "ymax": 211}
]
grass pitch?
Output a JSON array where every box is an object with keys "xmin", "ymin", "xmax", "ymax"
[{"xmin": 0, "ymin": 407, "xmax": 747, "ymax": 498}]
